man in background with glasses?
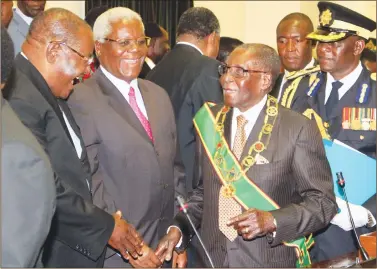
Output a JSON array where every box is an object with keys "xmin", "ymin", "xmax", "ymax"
[
  {"xmin": 156, "ymin": 44, "xmax": 336, "ymax": 267},
  {"xmin": 6, "ymin": 8, "xmax": 144, "ymax": 267},
  {"xmin": 67, "ymin": 7, "xmax": 186, "ymax": 268}
]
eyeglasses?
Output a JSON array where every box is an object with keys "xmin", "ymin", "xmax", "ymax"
[
  {"xmin": 218, "ymin": 63, "xmax": 267, "ymax": 78},
  {"xmin": 50, "ymin": 41, "xmax": 94, "ymax": 65},
  {"xmin": 103, "ymin": 37, "xmax": 151, "ymax": 51}
]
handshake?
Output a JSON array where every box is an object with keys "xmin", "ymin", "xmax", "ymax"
[{"xmin": 108, "ymin": 211, "xmax": 186, "ymax": 268}]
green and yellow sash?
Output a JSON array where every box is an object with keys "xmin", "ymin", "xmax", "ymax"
[{"xmin": 193, "ymin": 101, "xmax": 314, "ymax": 268}]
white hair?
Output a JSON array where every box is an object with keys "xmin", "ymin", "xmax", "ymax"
[{"xmin": 93, "ymin": 7, "xmax": 144, "ymax": 42}]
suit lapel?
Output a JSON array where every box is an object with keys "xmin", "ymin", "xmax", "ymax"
[
  {"xmin": 13, "ymin": 12, "xmax": 29, "ymax": 38},
  {"xmin": 223, "ymin": 108, "xmax": 233, "ymax": 147},
  {"xmin": 95, "ymin": 69, "xmax": 152, "ymax": 144},
  {"xmin": 14, "ymin": 54, "xmax": 74, "ymax": 145}
]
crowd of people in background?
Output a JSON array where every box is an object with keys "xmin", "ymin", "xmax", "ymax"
[{"xmin": 1, "ymin": 0, "xmax": 376, "ymax": 268}]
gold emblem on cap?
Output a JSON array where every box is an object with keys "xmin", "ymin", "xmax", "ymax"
[
  {"xmin": 360, "ymin": 135, "xmax": 364, "ymax": 140},
  {"xmin": 320, "ymin": 9, "xmax": 333, "ymax": 26}
]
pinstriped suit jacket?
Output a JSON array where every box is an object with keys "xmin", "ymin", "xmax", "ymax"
[{"xmin": 175, "ymin": 100, "xmax": 337, "ymax": 267}]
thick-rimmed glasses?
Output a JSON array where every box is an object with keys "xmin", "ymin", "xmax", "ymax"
[
  {"xmin": 50, "ymin": 41, "xmax": 94, "ymax": 65},
  {"xmin": 103, "ymin": 37, "xmax": 151, "ymax": 51},
  {"xmin": 218, "ymin": 63, "xmax": 267, "ymax": 78}
]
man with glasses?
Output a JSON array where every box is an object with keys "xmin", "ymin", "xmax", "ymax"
[
  {"xmin": 155, "ymin": 44, "xmax": 336, "ymax": 267},
  {"xmin": 280, "ymin": 2, "xmax": 376, "ymax": 263},
  {"xmin": 6, "ymin": 8, "xmax": 144, "ymax": 267},
  {"xmin": 67, "ymin": 7, "xmax": 185, "ymax": 268}
]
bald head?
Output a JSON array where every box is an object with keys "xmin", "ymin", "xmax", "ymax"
[
  {"xmin": 236, "ymin": 43, "xmax": 281, "ymax": 86},
  {"xmin": 23, "ymin": 8, "xmax": 94, "ymax": 99},
  {"xmin": 277, "ymin": 13, "xmax": 314, "ymax": 33},
  {"xmin": 28, "ymin": 8, "xmax": 92, "ymax": 49}
]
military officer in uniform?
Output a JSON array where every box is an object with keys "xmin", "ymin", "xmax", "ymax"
[{"xmin": 280, "ymin": 1, "xmax": 376, "ymax": 263}]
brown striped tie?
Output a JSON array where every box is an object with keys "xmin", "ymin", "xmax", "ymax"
[{"xmin": 219, "ymin": 115, "xmax": 247, "ymax": 241}]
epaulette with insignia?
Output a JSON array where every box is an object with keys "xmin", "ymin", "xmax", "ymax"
[
  {"xmin": 286, "ymin": 65, "xmax": 321, "ymax": 80},
  {"xmin": 371, "ymin": 73, "xmax": 376, "ymax": 81}
]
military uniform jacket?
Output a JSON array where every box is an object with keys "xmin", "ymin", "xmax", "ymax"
[{"xmin": 281, "ymin": 65, "xmax": 376, "ymax": 262}]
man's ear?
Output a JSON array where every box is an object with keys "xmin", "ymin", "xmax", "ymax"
[
  {"xmin": 261, "ymin": 73, "xmax": 273, "ymax": 93},
  {"xmin": 46, "ymin": 42, "xmax": 60, "ymax": 64},
  {"xmin": 354, "ymin": 38, "xmax": 365, "ymax": 56},
  {"xmin": 208, "ymin": 31, "xmax": 217, "ymax": 46},
  {"xmin": 94, "ymin": 41, "xmax": 102, "ymax": 58}
]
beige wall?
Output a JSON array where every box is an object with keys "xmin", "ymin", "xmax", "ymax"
[{"xmin": 194, "ymin": 1, "xmax": 376, "ymax": 49}]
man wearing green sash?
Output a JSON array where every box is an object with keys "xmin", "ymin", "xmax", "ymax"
[{"xmin": 155, "ymin": 44, "xmax": 337, "ymax": 267}]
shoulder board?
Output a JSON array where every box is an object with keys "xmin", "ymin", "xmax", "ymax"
[
  {"xmin": 286, "ymin": 65, "xmax": 321, "ymax": 80},
  {"xmin": 371, "ymin": 73, "xmax": 376, "ymax": 81}
]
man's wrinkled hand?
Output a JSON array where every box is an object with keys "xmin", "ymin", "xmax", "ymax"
[
  {"xmin": 155, "ymin": 227, "xmax": 181, "ymax": 263},
  {"xmin": 108, "ymin": 211, "xmax": 144, "ymax": 259},
  {"xmin": 128, "ymin": 245, "xmax": 162, "ymax": 268},
  {"xmin": 172, "ymin": 250, "xmax": 187, "ymax": 268},
  {"xmin": 227, "ymin": 208, "xmax": 276, "ymax": 240}
]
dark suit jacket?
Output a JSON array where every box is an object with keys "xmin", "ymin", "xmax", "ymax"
[
  {"xmin": 174, "ymin": 101, "xmax": 337, "ymax": 267},
  {"xmin": 67, "ymin": 69, "xmax": 185, "ymax": 267},
  {"xmin": 147, "ymin": 44, "xmax": 223, "ymax": 196},
  {"xmin": 287, "ymin": 66, "xmax": 376, "ymax": 262},
  {"xmin": 1, "ymin": 97, "xmax": 56, "ymax": 267},
  {"xmin": 6, "ymin": 55, "xmax": 114, "ymax": 267},
  {"xmin": 139, "ymin": 61, "xmax": 152, "ymax": 79}
]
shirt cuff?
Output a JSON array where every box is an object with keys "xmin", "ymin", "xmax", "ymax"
[{"xmin": 167, "ymin": 225, "xmax": 183, "ymax": 248}]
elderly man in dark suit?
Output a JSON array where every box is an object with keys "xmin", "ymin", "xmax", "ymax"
[
  {"xmin": 280, "ymin": 2, "xmax": 376, "ymax": 263},
  {"xmin": 1, "ymin": 26, "xmax": 55, "ymax": 268},
  {"xmin": 155, "ymin": 44, "xmax": 337, "ymax": 267},
  {"xmin": 67, "ymin": 7, "xmax": 185, "ymax": 268},
  {"xmin": 147, "ymin": 7, "xmax": 223, "ymax": 197},
  {"xmin": 6, "ymin": 8, "xmax": 143, "ymax": 267}
]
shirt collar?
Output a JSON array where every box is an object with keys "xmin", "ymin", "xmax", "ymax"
[
  {"xmin": 176, "ymin": 42, "xmax": 203, "ymax": 55},
  {"xmin": 15, "ymin": 7, "xmax": 33, "ymax": 25},
  {"xmin": 233, "ymin": 95, "xmax": 268, "ymax": 122},
  {"xmin": 100, "ymin": 65, "xmax": 138, "ymax": 91},
  {"xmin": 144, "ymin": 57, "xmax": 156, "ymax": 69},
  {"xmin": 327, "ymin": 61, "xmax": 363, "ymax": 85}
]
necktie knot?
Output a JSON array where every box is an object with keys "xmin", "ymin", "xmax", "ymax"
[
  {"xmin": 129, "ymin": 87, "xmax": 135, "ymax": 97},
  {"xmin": 332, "ymin": 81, "xmax": 343, "ymax": 91},
  {"xmin": 236, "ymin": 115, "xmax": 248, "ymax": 129}
]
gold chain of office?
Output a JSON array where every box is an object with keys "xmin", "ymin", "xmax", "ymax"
[{"xmin": 213, "ymin": 96, "xmax": 279, "ymax": 198}]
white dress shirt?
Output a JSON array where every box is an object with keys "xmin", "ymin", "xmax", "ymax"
[
  {"xmin": 231, "ymin": 95, "xmax": 268, "ymax": 148},
  {"xmin": 324, "ymin": 61, "xmax": 363, "ymax": 104},
  {"xmin": 144, "ymin": 57, "xmax": 156, "ymax": 70},
  {"xmin": 176, "ymin": 41, "xmax": 203, "ymax": 55},
  {"xmin": 277, "ymin": 58, "xmax": 315, "ymax": 101},
  {"xmin": 100, "ymin": 66, "xmax": 149, "ymax": 119},
  {"xmin": 14, "ymin": 7, "xmax": 33, "ymax": 25}
]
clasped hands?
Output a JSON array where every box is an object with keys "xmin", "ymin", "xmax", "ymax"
[{"xmin": 108, "ymin": 211, "xmax": 187, "ymax": 268}]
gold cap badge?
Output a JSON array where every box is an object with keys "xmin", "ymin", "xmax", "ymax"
[{"xmin": 320, "ymin": 9, "xmax": 333, "ymax": 26}]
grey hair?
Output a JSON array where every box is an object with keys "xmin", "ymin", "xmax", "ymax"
[
  {"xmin": 237, "ymin": 43, "xmax": 281, "ymax": 88},
  {"xmin": 93, "ymin": 7, "xmax": 144, "ymax": 43}
]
